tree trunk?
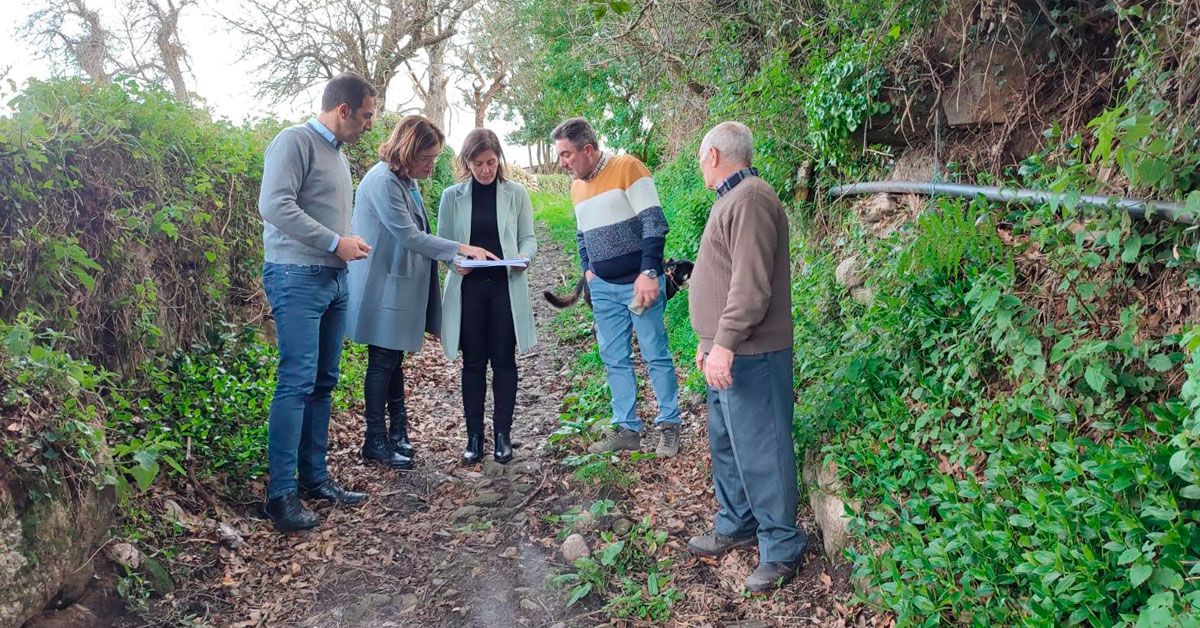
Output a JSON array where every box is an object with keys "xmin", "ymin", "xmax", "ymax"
[
  {"xmin": 76, "ymin": 35, "xmax": 111, "ymax": 83},
  {"xmin": 423, "ymin": 36, "xmax": 449, "ymax": 129},
  {"xmin": 153, "ymin": 1, "xmax": 189, "ymax": 102},
  {"xmin": 366, "ymin": 67, "xmax": 397, "ymax": 111},
  {"xmin": 73, "ymin": 1, "xmax": 111, "ymax": 84},
  {"xmin": 473, "ymin": 100, "xmax": 486, "ymax": 128}
]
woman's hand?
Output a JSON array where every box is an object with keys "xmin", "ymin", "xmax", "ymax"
[
  {"xmin": 458, "ymin": 244, "xmax": 499, "ymax": 261},
  {"xmin": 454, "ymin": 261, "xmax": 472, "ymax": 275}
]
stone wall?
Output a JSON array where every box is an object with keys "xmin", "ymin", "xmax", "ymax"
[{"xmin": 0, "ymin": 469, "xmax": 116, "ymax": 626}]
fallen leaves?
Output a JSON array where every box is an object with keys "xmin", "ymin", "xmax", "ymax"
[{"xmin": 121, "ymin": 233, "xmax": 886, "ymax": 627}]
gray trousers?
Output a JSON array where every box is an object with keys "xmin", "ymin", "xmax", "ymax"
[{"xmin": 707, "ymin": 348, "xmax": 806, "ymax": 563}]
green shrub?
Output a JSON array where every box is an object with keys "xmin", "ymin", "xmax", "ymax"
[
  {"xmin": 0, "ymin": 313, "xmax": 115, "ymax": 490},
  {"xmin": 795, "ymin": 193, "xmax": 1200, "ymax": 624},
  {"xmin": 654, "ymin": 148, "xmax": 711, "ymax": 261},
  {"xmin": 112, "ymin": 325, "xmax": 277, "ymax": 484},
  {"xmin": 0, "ymin": 79, "xmax": 272, "ymax": 374},
  {"xmin": 801, "ymin": 41, "xmax": 890, "ymax": 169}
]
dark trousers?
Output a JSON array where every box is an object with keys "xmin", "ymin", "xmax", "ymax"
[
  {"xmin": 364, "ymin": 345, "xmax": 405, "ymax": 437},
  {"xmin": 707, "ymin": 348, "xmax": 806, "ymax": 563},
  {"xmin": 460, "ymin": 277, "xmax": 517, "ymax": 435}
]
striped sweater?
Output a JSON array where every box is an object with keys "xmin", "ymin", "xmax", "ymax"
[{"xmin": 571, "ymin": 154, "xmax": 669, "ymax": 284}]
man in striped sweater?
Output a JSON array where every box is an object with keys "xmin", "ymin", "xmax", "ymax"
[{"xmin": 551, "ymin": 118, "xmax": 682, "ymax": 457}]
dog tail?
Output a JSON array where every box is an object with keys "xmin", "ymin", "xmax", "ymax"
[{"xmin": 543, "ymin": 277, "xmax": 586, "ymax": 309}]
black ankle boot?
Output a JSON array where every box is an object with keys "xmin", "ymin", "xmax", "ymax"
[
  {"xmin": 462, "ymin": 433, "xmax": 484, "ymax": 465},
  {"xmin": 362, "ymin": 433, "xmax": 414, "ymax": 469},
  {"xmin": 300, "ymin": 480, "xmax": 367, "ymax": 505},
  {"xmin": 388, "ymin": 404, "xmax": 415, "ymax": 458},
  {"xmin": 263, "ymin": 493, "xmax": 318, "ymax": 532},
  {"xmin": 493, "ymin": 431, "xmax": 513, "ymax": 463}
]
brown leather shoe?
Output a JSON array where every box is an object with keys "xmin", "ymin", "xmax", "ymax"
[{"xmin": 686, "ymin": 530, "xmax": 756, "ymax": 557}]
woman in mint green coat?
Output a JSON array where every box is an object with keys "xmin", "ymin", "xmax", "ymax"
[
  {"xmin": 438, "ymin": 128, "xmax": 537, "ymax": 465},
  {"xmin": 347, "ymin": 116, "xmax": 496, "ymax": 471}
]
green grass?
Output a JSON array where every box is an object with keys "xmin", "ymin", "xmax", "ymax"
[
  {"xmin": 531, "ymin": 190, "xmax": 578, "ymax": 256},
  {"xmin": 533, "ymin": 187, "xmax": 704, "ymax": 415}
]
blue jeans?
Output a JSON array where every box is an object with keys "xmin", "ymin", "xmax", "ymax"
[
  {"xmin": 589, "ymin": 274, "xmax": 680, "ymax": 431},
  {"xmin": 262, "ymin": 262, "xmax": 349, "ymax": 499},
  {"xmin": 707, "ymin": 349, "xmax": 805, "ymax": 563}
]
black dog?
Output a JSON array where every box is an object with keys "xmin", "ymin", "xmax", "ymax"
[{"xmin": 544, "ymin": 258, "xmax": 695, "ymax": 309}]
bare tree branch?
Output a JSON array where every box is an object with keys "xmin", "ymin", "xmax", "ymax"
[
  {"xmin": 221, "ymin": 0, "xmax": 481, "ymax": 110},
  {"xmin": 146, "ymin": 0, "xmax": 195, "ymax": 101},
  {"xmin": 449, "ymin": 0, "xmax": 521, "ymax": 127},
  {"xmin": 19, "ymin": 0, "xmax": 115, "ymax": 83},
  {"xmin": 18, "ymin": 0, "xmax": 196, "ymax": 101}
]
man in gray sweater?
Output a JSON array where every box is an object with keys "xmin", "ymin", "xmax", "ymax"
[
  {"xmin": 686, "ymin": 122, "xmax": 807, "ymax": 591},
  {"xmin": 258, "ymin": 73, "xmax": 376, "ymax": 532}
]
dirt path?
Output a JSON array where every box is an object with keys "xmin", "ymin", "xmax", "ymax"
[
  {"xmin": 176, "ymin": 223, "xmax": 586, "ymax": 627},
  {"xmin": 121, "ymin": 219, "xmax": 881, "ymax": 627}
]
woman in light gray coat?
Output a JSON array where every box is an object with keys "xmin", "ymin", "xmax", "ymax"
[
  {"xmin": 346, "ymin": 116, "xmax": 496, "ymax": 470},
  {"xmin": 438, "ymin": 128, "xmax": 537, "ymax": 464}
]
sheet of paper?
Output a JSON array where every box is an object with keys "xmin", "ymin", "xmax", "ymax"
[{"xmin": 455, "ymin": 257, "xmax": 529, "ymax": 268}]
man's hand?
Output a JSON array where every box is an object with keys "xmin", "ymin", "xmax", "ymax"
[
  {"xmin": 454, "ymin": 262, "xmax": 472, "ymax": 275},
  {"xmin": 458, "ymin": 244, "xmax": 500, "ymax": 261},
  {"xmin": 335, "ymin": 235, "xmax": 371, "ymax": 261},
  {"xmin": 704, "ymin": 344, "xmax": 734, "ymax": 390},
  {"xmin": 585, "ymin": 270, "xmax": 595, "ymax": 283},
  {"xmin": 631, "ymin": 273, "xmax": 660, "ymax": 309},
  {"xmin": 695, "ymin": 344, "xmax": 705, "ymax": 371}
]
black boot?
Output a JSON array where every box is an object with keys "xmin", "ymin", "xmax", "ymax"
[
  {"xmin": 462, "ymin": 433, "xmax": 484, "ymax": 465},
  {"xmin": 263, "ymin": 493, "xmax": 318, "ymax": 532},
  {"xmin": 388, "ymin": 401, "xmax": 415, "ymax": 458},
  {"xmin": 300, "ymin": 480, "xmax": 368, "ymax": 505},
  {"xmin": 362, "ymin": 433, "xmax": 415, "ymax": 469},
  {"xmin": 493, "ymin": 431, "xmax": 513, "ymax": 463}
]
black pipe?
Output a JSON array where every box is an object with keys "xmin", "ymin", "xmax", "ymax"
[{"xmin": 826, "ymin": 180, "xmax": 1194, "ymax": 225}]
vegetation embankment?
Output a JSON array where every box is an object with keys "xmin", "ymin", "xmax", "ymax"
[
  {"xmin": 500, "ymin": 1, "xmax": 1200, "ymax": 623},
  {"xmin": 0, "ymin": 80, "xmax": 463, "ymax": 618},
  {"xmin": 6, "ymin": 0, "xmax": 1200, "ymax": 624}
]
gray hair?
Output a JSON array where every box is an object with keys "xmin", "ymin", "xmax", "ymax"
[
  {"xmin": 551, "ymin": 117, "xmax": 600, "ymax": 152},
  {"xmin": 699, "ymin": 121, "xmax": 753, "ymax": 167}
]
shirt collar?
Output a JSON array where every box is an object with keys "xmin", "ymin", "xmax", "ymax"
[
  {"xmin": 715, "ymin": 167, "xmax": 758, "ymax": 198},
  {"xmin": 582, "ymin": 151, "xmax": 611, "ymax": 182},
  {"xmin": 307, "ymin": 118, "xmax": 341, "ymax": 149}
]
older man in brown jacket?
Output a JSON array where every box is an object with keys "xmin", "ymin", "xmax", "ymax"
[{"xmin": 685, "ymin": 121, "xmax": 807, "ymax": 593}]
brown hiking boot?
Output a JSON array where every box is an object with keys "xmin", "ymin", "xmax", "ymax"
[
  {"xmin": 587, "ymin": 427, "xmax": 641, "ymax": 453},
  {"xmin": 686, "ymin": 530, "xmax": 756, "ymax": 557},
  {"xmin": 655, "ymin": 424, "xmax": 681, "ymax": 458},
  {"xmin": 745, "ymin": 561, "xmax": 800, "ymax": 593}
]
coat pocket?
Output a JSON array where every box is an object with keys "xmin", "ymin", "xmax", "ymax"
[{"xmin": 382, "ymin": 272, "xmax": 421, "ymax": 311}]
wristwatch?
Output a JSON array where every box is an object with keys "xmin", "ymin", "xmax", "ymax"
[{"xmin": 641, "ymin": 269, "xmax": 658, "ymax": 279}]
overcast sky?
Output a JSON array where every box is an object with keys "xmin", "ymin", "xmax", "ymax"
[{"xmin": 2, "ymin": 1, "xmax": 531, "ymax": 164}]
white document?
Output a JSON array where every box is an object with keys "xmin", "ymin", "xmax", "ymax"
[{"xmin": 454, "ymin": 256, "xmax": 529, "ymax": 268}]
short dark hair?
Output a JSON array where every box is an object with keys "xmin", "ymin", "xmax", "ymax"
[
  {"xmin": 459, "ymin": 128, "xmax": 507, "ymax": 183},
  {"xmin": 321, "ymin": 73, "xmax": 377, "ymax": 113},
  {"xmin": 551, "ymin": 117, "xmax": 599, "ymax": 152}
]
